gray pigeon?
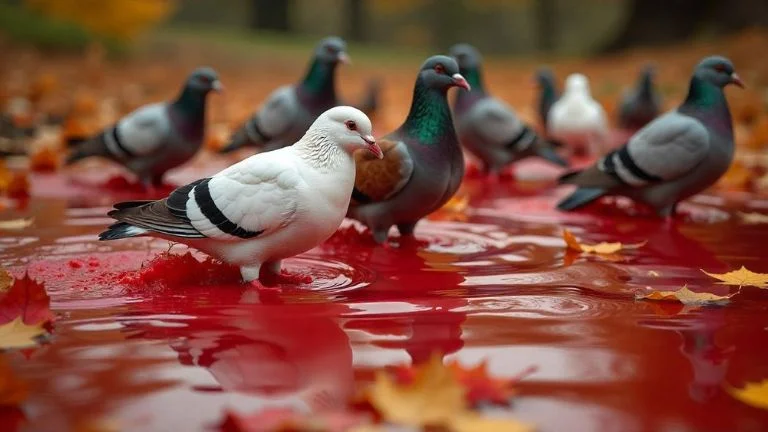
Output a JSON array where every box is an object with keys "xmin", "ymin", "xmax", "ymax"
[
  {"xmin": 347, "ymin": 55, "xmax": 470, "ymax": 244},
  {"xmin": 535, "ymin": 67, "xmax": 560, "ymax": 131},
  {"xmin": 221, "ymin": 36, "xmax": 378, "ymax": 154},
  {"xmin": 66, "ymin": 67, "xmax": 221, "ymax": 188},
  {"xmin": 618, "ymin": 65, "xmax": 662, "ymax": 131},
  {"xmin": 557, "ymin": 56, "xmax": 743, "ymax": 217},
  {"xmin": 450, "ymin": 44, "xmax": 568, "ymax": 174}
]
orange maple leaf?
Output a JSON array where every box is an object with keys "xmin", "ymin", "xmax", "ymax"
[
  {"xmin": 701, "ymin": 266, "xmax": 768, "ymax": 288},
  {"xmin": 637, "ymin": 285, "xmax": 736, "ymax": 305},
  {"xmin": 563, "ymin": 229, "xmax": 645, "ymax": 255},
  {"xmin": 447, "ymin": 360, "xmax": 536, "ymax": 406}
]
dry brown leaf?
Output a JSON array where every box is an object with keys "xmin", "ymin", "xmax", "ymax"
[
  {"xmin": 637, "ymin": 285, "xmax": 735, "ymax": 305},
  {"xmin": 702, "ymin": 266, "xmax": 768, "ymax": 288}
]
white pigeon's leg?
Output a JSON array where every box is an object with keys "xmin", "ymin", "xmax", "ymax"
[{"xmin": 240, "ymin": 264, "xmax": 262, "ymax": 282}]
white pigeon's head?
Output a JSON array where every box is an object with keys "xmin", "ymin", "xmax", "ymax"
[
  {"xmin": 312, "ymin": 106, "xmax": 382, "ymax": 159},
  {"xmin": 565, "ymin": 74, "xmax": 591, "ymax": 95}
]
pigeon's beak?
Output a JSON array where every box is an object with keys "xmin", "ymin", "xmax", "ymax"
[
  {"xmin": 338, "ymin": 52, "xmax": 351, "ymax": 65},
  {"xmin": 451, "ymin": 73, "xmax": 471, "ymax": 91},
  {"xmin": 362, "ymin": 135, "xmax": 382, "ymax": 159},
  {"xmin": 212, "ymin": 80, "xmax": 224, "ymax": 93},
  {"xmin": 730, "ymin": 73, "xmax": 745, "ymax": 88}
]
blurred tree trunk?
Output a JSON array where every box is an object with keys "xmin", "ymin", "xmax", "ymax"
[
  {"xmin": 535, "ymin": 0, "xmax": 556, "ymax": 53},
  {"xmin": 250, "ymin": 0, "xmax": 291, "ymax": 32},
  {"xmin": 601, "ymin": 0, "xmax": 768, "ymax": 53},
  {"xmin": 345, "ymin": 0, "xmax": 367, "ymax": 42},
  {"xmin": 429, "ymin": 0, "xmax": 465, "ymax": 50}
]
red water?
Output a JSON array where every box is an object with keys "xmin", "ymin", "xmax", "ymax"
[{"xmin": 2, "ymin": 160, "xmax": 768, "ymax": 432}]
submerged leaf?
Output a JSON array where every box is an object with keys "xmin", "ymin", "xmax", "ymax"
[
  {"xmin": 0, "ymin": 317, "xmax": 47, "ymax": 349},
  {"xmin": 702, "ymin": 266, "xmax": 768, "ymax": 288},
  {"xmin": 738, "ymin": 212, "xmax": 768, "ymax": 224},
  {"xmin": 637, "ymin": 285, "xmax": 735, "ymax": 305},
  {"xmin": 727, "ymin": 380, "xmax": 768, "ymax": 411},
  {"xmin": 0, "ymin": 219, "xmax": 33, "ymax": 231}
]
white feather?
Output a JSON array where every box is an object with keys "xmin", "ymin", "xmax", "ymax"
[{"xmin": 548, "ymin": 74, "xmax": 608, "ymax": 156}]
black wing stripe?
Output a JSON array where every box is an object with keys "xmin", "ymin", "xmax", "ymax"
[
  {"xmin": 245, "ymin": 117, "xmax": 272, "ymax": 142},
  {"xmin": 617, "ymin": 147, "xmax": 663, "ymax": 182},
  {"xmin": 111, "ymin": 127, "xmax": 134, "ymax": 158},
  {"xmin": 351, "ymin": 187, "xmax": 372, "ymax": 204},
  {"xmin": 194, "ymin": 179, "xmax": 264, "ymax": 239},
  {"xmin": 505, "ymin": 125, "xmax": 535, "ymax": 150},
  {"xmin": 166, "ymin": 178, "xmax": 206, "ymax": 220}
]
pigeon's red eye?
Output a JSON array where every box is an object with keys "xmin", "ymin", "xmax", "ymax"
[
  {"xmin": 325, "ymin": 46, "xmax": 335, "ymax": 54},
  {"xmin": 714, "ymin": 64, "xmax": 727, "ymax": 73},
  {"xmin": 434, "ymin": 64, "xmax": 445, "ymax": 74},
  {"xmin": 199, "ymin": 76, "xmax": 211, "ymax": 83},
  {"xmin": 345, "ymin": 120, "xmax": 357, "ymax": 131}
]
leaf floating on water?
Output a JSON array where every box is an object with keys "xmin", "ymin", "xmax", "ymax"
[
  {"xmin": 726, "ymin": 380, "xmax": 768, "ymax": 411},
  {"xmin": 368, "ymin": 355, "xmax": 465, "ymax": 427},
  {"xmin": 447, "ymin": 360, "xmax": 535, "ymax": 407},
  {"xmin": 0, "ymin": 218, "xmax": 33, "ymax": 231},
  {"xmin": 0, "ymin": 272, "xmax": 53, "ymax": 326},
  {"xmin": 219, "ymin": 408, "xmax": 370, "ymax": 432},
  {"xmin": 637, "ymin": 285, "xmax": 736, "ymax": 305},
  {"xmin": 702, "ymin": 266, "xmax": 768, "ymax": 288},
  {"xmin": 0, "ymin": 317, "xmax": 47, "ymax": 349},
  {"xmin": 452, "ymin": 413, "xmax": 535, "ymax": 432},
  {"xmin": 562, "ymin": 229, "xmax": 646, "ymax": 255},
  {"xmin": 738, "ymin": 212, "xmax": 768, "ymax": 224}
]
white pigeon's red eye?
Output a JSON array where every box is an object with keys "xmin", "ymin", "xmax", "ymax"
[
  {"xmin": 434, "ymin": 64, "xmax": 445, "ymax": 74},
  {"xmin": 345, "ymin": 120, "xmax": 357, "ymax": 131}
]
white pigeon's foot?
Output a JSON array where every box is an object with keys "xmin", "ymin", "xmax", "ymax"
[{"xmin": 240, "ymin": 265, "xmax": 262, "ymax": 282}]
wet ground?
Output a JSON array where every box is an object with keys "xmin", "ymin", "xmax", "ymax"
[{"xmin": 2, "ymin": 157, "xmax": 768, "ymax": 432}]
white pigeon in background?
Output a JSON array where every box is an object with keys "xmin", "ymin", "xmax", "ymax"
[
  {"xmin": 99, "ymin": 106, "xmax": 382, "ymax": 284},
  {"xmin": 547, "ymin": 73, "xmax": 608, "ymax": 157}
]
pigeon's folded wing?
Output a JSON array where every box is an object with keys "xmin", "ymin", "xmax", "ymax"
[
  {"xmin": 599, "ymin": 112, "xmax": 710, "ymax": 187},
  {"xmin": 352, "ymin": 138, "xmax": 414, "ymax": 203},
  {"xmin": 114, "ymin": 103, "xmax": 172, "ymax": 156},
  {"xmin": 468, "ymin": 98, "xmax": 526, "ymax": 147},
  {"xmin": 182, "ymin": 151, "xmax": 302, "ymax": 240},
  {"xmin": 252, "ymin": 86, "xmax": 300, "ymax": 140}
]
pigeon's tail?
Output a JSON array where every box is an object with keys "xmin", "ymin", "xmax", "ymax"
[
  {"xmin": 219, "ymin": 119, "xmax": 266, "ymax": 154},
  {"xmin": 65, "ymin": 132, "xmax": 109, "ymax": 165},
  {"xmin": 356, "ymin": 79, "xmax": 381, "ymax": 117},
  {"xmin": 557, "ymin": 187, "xmax": 606, "ymax": 211},
  {"xmin": 99, "ymin": 222, "xmax": 148, "ymax": 240},
  {"xmin": 532, "ymin": 140, "xmax": 569, "ymax": 167},
  {"xmin": 65, "ymin": 135, "xmax": 90, "ymax": 148}
]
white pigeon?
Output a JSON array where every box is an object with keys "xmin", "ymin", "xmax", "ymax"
[
  {"xmin": 99, "ymin": 106, "xmax": 382, "ymax": 284},
  {"xmin": 547, "ymin": 73, "xmax": 609, "ymax": 157}
]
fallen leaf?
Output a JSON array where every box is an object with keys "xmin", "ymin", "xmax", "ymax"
[
  {"xmin": 452, "ymin": 413, "xmax": 534, "ymax": 432},
  {"xmin": 727, "ymin": 380, "xmax": 768, "ymax": 411},
  {"xmin": 0, "ymin": 219, "xmax": 33, "ymax": 231},
  {"xmin": 29, "ymin": 147, "xmax": 60, "ymax": 173},
  {"xmin": 447, "ymin": 361, "xmax": 534, "ymax": 406},
  {"xmin": 738, "ymin": 212, "xmax": 768, "ymax": 224},
  {"xmin": 563, "ymin": 229, "xmax": 645, "ymax": 255},
  {"xmin": 0, "ymin": 317, "xmax": 47, "ymax": 349},
  {"xmin": 702, "ymin": 266, "xmax": 768, "ymax": 288},
  {"xmin": 0, "ymin": 356, "xmax": 28, "ymax": 406},
  {"xmin": 637, "ymin": 285, "xmax": 736, "ymax": 305},
  {"xmin": 0, "ymin": 273, "xmax": 53, "ymax": 326},
  {"xmin": 368, "ymin": 355, "xmax": 465, "ymax": 427},
  {"xmin": 0, "ymin": 269, "xmax": 11, "ymax": 292}
]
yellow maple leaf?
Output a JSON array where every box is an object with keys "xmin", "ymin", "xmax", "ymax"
[
  {"xmin": 637, "ymin": 285, "xmax": 735, "ymax": 305},
  {"xmin": 451, "ymin": 414, "xmax": 534, "ymax": 432},
  {"xmin": 738, "ymin": 212, "xmax": 768, "ymax": 224},
  {"xmin": 368, "ymin": 355, "xmax": 466, "ymax": 427},
  {"xmin": 0, "ymin": 268, "xmax": 11, "ymax": 292},
  {"xmin": 0, "ymin": 218, "xmax": 33, "ymax": 231},
  {"xmin": 702, "ymin": 266, "xmax": 768, "ymax": 288},
  {"xmin": 0, "ymin": 317, "xmax": 47, "ymax": 349},
  {"xmin": 726, "ymin": 380, "xmax": 768, "ymax": 411},
  {"xmin": 563, "ymin": 229, "xmax": 645, "ymax": 255}
]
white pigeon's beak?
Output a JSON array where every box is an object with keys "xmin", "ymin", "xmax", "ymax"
[
  {"xmin": 212, "ymin": 80, "xmax": 224, "ymax": 93},
  {"xmin": 451, "ymin": 73, "xmax": 471, "ymax": 91},
  {"xmin": 730, "ymin": 73, "xmax": 745, "ymax": 88},
  {"xmin": 362, "ymin": 134, "xmax": 382, "ymax": 159},
  {"xmin": 338, "ymin": 52, "xmax": 351, "ymax": 65}
]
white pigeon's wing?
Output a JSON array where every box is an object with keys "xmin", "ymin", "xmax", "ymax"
[
  {"xmin": 183, "ymin": 148, "xmax": 302, "ymax": 240},
  {"xmin": 599, "ymin": 112, "xmax": 710, "ymax": 186},
  {"xmin": 466, "ymin": 98, "xmax": 527, "ymax": 147},
  {"xmin": 112, "ymin": 103, "xmax": 171, "ymax": 157},
  {"xmin": 252, "ymin": 86, "xmax": 300, "ymax": 140}
]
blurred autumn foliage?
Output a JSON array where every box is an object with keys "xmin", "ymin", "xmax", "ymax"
[{"xmin": 24, "ymin": 0, "xmax": 175, "ymax": 42}]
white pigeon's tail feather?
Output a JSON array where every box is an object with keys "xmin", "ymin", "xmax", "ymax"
[{"xmin": 99, "ymin": 222, "xmax": 148, "ymax": 240}]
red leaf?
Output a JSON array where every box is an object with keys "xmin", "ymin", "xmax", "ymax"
[
  {"xmin": 447, "ymin": 361, "xmax": 536, "ymax": 407},
  {"xmin": 0, "ymin": 273, "xmax": 53, "ymax": 326}
]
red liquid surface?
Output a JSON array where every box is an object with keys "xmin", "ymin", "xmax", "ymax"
[{"xmin": 2, "ymin": 160, "xmax": 768, "ymax": 432}]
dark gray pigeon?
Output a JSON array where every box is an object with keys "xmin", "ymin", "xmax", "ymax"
[
  {"xmin": 557, "ymin": 56, "xmax": 743, "ymax": 217},
  {"xmin": 347, "ymin": 55, "xmax": 470, "ymax": 244},
  {"xmin": 618, "ymin": 65, "xmax": 662, "ymax": 131},
  {"xmin": 220, "ymin": 36, "xmax": 379, "ymax": 154},
  {"xmin": 66, "ymin": 67, "xmax": 221, "ymax": 188},
  {"xmin": 450, "ymin": 44, "xmax": 568, "ymax": 174}
]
